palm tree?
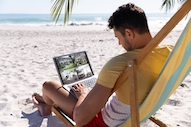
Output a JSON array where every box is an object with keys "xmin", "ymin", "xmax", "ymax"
[{"xmin": 50, "ymin": 0, "xmax": 186, "ymax": 24}]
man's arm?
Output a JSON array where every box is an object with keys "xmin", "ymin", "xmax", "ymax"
[{"xmin": 73, "ymin": 83, "xmax": 112, "ymax": 126}]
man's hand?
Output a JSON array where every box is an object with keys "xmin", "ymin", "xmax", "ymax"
[{"xmin": 71, "ymin": 84, "xmax": 91, "ymax": 99}]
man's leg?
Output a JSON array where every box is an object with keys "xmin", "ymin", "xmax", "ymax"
[{"xmin": 32, "ymin": 81, "xmax": 77, "ymax": 117}]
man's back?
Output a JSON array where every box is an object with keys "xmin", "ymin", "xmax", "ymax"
[{"xmin": 97, "ymin": 46, "xmax": 172, "ymax": 105}]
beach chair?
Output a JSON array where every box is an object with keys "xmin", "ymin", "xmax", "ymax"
[
  {"xmin": 52, "ymin": 0, "xmax": 191, "ymax": 126},
  {"xmin": 117, "ymin": 7, "xmax": 191, "ymax": 127}
]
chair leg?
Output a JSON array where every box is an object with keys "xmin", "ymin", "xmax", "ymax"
[{"xmin": 149, "ymin": 116, "xmax": 168, "ymax": 127}]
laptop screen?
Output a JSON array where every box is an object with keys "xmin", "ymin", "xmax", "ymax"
[{"xmin": 54, "ymin": 51, "xmax": 94, "ymax": 85}]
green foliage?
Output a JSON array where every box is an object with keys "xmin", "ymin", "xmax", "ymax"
[
  {"xmin": 50, "ymin": 0, "xmax": 78, "ymax": 24},
  {"xmin": 161, "ymin": 0, "xmax": 186, "ymax": 12}
]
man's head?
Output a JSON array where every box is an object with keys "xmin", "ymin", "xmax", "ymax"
[
  {"xmin": 108, "ymin": 3, "xmax": 151, "ymax": 51},
  {"xmin": 108, "ymin": 3, "xmax": 149, "ymax": 35}
]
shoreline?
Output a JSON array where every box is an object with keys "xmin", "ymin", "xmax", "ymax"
[{"xmin": 0, "ymin": 23, "xmax": 185, "ymax": 46}]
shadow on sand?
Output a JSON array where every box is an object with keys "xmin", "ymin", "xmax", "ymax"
[{"xmin": 21, "ymin": 110, "xmax": 66, "ymax": 127}]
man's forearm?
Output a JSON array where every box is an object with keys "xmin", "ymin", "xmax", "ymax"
[{"xmin": 73, "ymin": 94, "xmax": 89, "ymax": 126}]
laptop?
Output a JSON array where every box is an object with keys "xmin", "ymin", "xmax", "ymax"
[
  {"xmin": 53, "ymin": 51, "xmax": 97, "ymax": 125},
  {"xmin": 53, "ymin": 51, "xmax": 97, "ymax": 95}
]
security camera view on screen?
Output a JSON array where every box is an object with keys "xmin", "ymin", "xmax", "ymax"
[{"xmin": 55, "ymin": 52, "xmax": 93, "ymax": 84}]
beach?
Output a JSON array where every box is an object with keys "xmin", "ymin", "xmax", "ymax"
[{"xmin": 0, "ymin": 23, "xmax": 190, "ymax": 127}]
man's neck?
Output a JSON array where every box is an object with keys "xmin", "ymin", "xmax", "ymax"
[{"xmin": 134, "ymin": 32, "xmax": 152, "ymax": 49}]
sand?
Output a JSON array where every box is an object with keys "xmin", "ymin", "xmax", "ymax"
[{"xmin": 0, "ymin": 24, "xmax": 190, "ymax": 127}]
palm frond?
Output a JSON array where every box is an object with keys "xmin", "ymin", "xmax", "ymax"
[
  {"xmin": 161, "ymin": 0, "xmax": 186, "ymax": 12},
  {"xmin": 50, "ymin": 0, "xmax": 78, "ymax": 25},
  {"xmin": 161, "ymin": 0, "xmax": 175, "ymax": 12}
]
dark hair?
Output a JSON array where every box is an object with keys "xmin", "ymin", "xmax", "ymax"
[{"xmin": 108, "ymin": 3, "xmax": 150, "ymax": 35}]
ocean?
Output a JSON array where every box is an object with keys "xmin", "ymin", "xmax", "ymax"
[{"xmin": 0, "ymin": 13, "xmax": 189, "ymax": 27}]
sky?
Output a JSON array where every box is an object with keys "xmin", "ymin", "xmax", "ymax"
[{"xmin": 0, "ymin": 0, "xmax": 180, "ymax": 14}]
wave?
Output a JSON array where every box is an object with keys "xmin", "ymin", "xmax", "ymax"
[{"xmin": 0, "ymin": 13, "xmax": 189, "ymax": 27}]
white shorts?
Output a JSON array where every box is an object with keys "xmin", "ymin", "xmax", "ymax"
[{"xmin": 102, "ymin": 93, "xmax": 131, "ymax": 126}]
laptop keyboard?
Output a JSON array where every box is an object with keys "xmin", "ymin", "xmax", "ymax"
[{"xmin": 79, "ymin": 77, "xmax": 97, "ymax": 88}]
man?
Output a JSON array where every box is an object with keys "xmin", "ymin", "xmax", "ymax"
[{"xmin": 32, "ymin": 3, "xmax": 170, "ymax": 127}]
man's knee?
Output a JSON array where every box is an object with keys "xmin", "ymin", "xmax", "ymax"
[{"xmin": 42, "ymin": 81, "xmax": 58, "ymax": 91}]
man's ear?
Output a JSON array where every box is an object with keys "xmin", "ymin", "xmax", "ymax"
[{"xmin": 125, "ymin": 29, "xmax": 134, "ymax": 39}]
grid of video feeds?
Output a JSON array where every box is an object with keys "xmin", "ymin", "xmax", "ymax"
[{"xmin": 55, "ymin": 52, "xmax": 93, "ymax": 84}]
